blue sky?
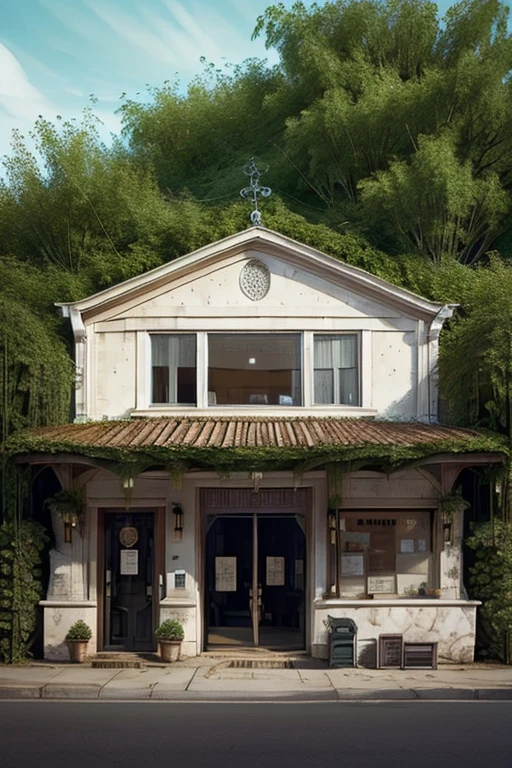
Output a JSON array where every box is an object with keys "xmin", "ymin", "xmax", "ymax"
[{"xmin": 0, "ymin": 0, "xmax": 486, "ymax": 156}]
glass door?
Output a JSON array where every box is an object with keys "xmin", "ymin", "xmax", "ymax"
[
  {"xmin": 205, "ymin": 513, "xmax": 306, "ymax": 649},
  {"xmin": 257, "ymin": 515, "xmax": 306, "ymax": 650}
]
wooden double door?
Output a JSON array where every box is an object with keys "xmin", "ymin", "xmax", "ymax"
[
  {"xmin": 100, "ymin": 509, "xmax": 163, "ymax": 652},
  {"xmin": 205, "ymin": 513, "xmax": 306, "ymax": 650}
]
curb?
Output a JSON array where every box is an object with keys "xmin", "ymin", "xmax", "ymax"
[{"xmin": 1, "ymin": 685, "xmax": 512, "ymax": 701}]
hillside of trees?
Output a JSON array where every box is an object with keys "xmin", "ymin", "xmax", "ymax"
[{"xmin": 1, "ymin": 0, "xmax": 512, "ymax": 443}]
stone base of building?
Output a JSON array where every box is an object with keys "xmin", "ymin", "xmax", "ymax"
[
  {"xmin": 40, "ymin": 601, "xmax": 97, "ymax": 661},
  {"xmin": 313, "ymin": 599, "xmax": 479, "ymax": 664}
]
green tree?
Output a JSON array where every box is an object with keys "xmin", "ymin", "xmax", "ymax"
[
  {"xmin": 0, "ymin": 113, "xmax": 213, "ymax": 288},
  {"xmin": 439, "ymin": 257, "xmax": 512, "ymax": 431},
  {"xmin": 252, "ymin": 0, "xmax": 512, "ymax": 258},
  {"xmin": 359, "ymin": 132, "xmax": 508, "ymax": 262}
]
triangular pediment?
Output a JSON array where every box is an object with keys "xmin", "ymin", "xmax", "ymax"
[{"xmin": 58, "ymin": 227, "xmax": 447, "ymax": 325}]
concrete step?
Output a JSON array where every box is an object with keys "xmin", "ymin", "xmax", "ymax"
[{"xmin": 91, "ymin": 653, "xmax": 153, "ymax": 669}]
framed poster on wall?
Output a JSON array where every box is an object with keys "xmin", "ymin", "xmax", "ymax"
[
  {"xmin": 215, "ymin": 556, "xmax": 237, "ymax": 591},
  {"xmin": 341, "ymin": 553, "xmax": 365, "ymax": 577}
]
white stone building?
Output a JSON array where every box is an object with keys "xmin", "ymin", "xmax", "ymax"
[{"xmin": 15, "ymin": 227, "xmax": 503, "ymax": 663}]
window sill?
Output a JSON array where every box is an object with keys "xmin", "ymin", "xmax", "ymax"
[
  {"xmin": 131, "ymin": 406, "xmax": 379, "ymax": 418},
  {"xmin": 315, "ymin": 598, "xmax": 481, "ymax": 607}
]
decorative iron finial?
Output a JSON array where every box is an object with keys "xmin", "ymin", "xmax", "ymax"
[{"xmin": 240, "ymin": 158, "xmax": 271, "ymax": 226}]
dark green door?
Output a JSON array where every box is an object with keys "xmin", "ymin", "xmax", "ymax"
[{"xmin": 104, "ymin": 512, "xmax": 155, "ymax": 651}]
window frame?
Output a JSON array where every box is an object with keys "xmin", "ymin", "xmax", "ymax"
[
  {"xmin": 206, "ymin": 331, "xmax": 303, "ymax": 407},
  {"xmin": 330, "ymin": 510, "xmax": 434, "ymax": 598},
  {"xmin": 144, "ymin": 330, "xmax": 369, "ymax": 411},
  {"xmin": 312, "ymin": 332, "xmax": 361, "ymax": 407},
  {"xmin": 149, "ymin": 333, "xmax": 198, "ymax": 407}
]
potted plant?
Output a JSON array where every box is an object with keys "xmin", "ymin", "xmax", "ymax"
[
  {"xmin": 155, "ymin": 618, "xmax": 184, "ymax": 662},
  {"xmin": 65, "ymin": 620, "xmax": 92, "ymax": 663}
]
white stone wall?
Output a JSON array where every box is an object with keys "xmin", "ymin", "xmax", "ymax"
[
  {"xmin": 93, "ymin": 330, "xmax": 136, "ymax": 419},
  {"xmin": 371, "ymin": 331, "xmax": 417, "ymax": 418},
  {"xmin": 41, "ymin": 602, "xmax": 97, "ymax": 661},
  {"xmin": 313, "ymin": 600, "xmax": 479, "ymax": 664},
  {"xmin": 440, "ymin": 508, "xmax": 464, "ymax": 599},
  {"xmin": 158, "ymin": 603, "xmax": 197, "ymax": 659},
  {"xmin": 81, "ymin": 247, "xmax": 427, "ymax": 421}
]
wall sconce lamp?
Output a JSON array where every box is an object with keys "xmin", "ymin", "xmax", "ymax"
[
  {"xmin": 172, "ymin": 503, "xmax": 184, "ymax": 533},
  {"xmin": 328, "ymin": 511, "xmax": 337, "ymax": 545},
  {"xmin": 441, "ymin": 511, "xmax": 453, "ymax": 544},
  {"xmin": 443, "ymin": 521, "xmax": 452, "ymax": 543},
  {"xmin": 122, "ymin": 477, "xmax": 135, "ymax": 490},
  {"xmin": 62, "ymin": 511, "xmax": 80, "ymax": 543}
]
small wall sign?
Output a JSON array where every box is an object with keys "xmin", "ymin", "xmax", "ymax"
[
  {"xmin": 120, "ymin": 549, "xmax": 138, "ymax": 575},
  {"xmin": 341, "ymin": 553, "xmax": 365, "ymax": 576},
  {"xmin": 368, "ymin": 575, "xmax": 395, "ymax": 594}
]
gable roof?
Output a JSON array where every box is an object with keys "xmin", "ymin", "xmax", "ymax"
[{"xmin": 57, "ymin": 227, "xmax": 452, "ymax": 323}]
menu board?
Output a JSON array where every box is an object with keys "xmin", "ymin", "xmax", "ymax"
[{"xmin": 215, "ymin": 556, "xmax": 237, "ymax": 592}]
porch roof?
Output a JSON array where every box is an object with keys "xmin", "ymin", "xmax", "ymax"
[
  {"xmin": 8, "ymin": 417, "xmax": 506, "ymax": 471},
  {"xmin": 19, "ymin": 416, "xmax": 488, "ymax": 450}
]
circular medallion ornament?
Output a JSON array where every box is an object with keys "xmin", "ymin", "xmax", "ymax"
[
  {"xmin": 119, "ymin": 526, "xmax": 138, "ymax": 548},
  {"xmin": 240, "ymin": 259, "xmax": 270, "ymax": 301}
]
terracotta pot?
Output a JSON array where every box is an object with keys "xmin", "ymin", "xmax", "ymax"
[
  {"xmin": 158, "ymin": 639, "xmax": 182, "ymax": 663},
  {"xmin": 66, "ymin": 640, "xmax": 89, "ymax": 663}
]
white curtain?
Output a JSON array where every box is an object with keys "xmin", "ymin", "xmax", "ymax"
[
  {"xmin": 152, "ymin": 335, "xmax": 195, "ymax": 403},
  {"xmin": 314, "ymin": 335, "xmax": 358, "ymax": 405}
]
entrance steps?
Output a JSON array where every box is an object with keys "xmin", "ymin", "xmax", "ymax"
[
  {"xmin": 91, "ymin": 652, "xmax": 157, "ymax": 669},
  {"xmin": 203, "ymin": 648, "xmax": 308, "ymax": 660}
]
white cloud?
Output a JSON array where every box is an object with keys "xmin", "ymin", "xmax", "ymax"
[
  {"xmin": 86, "ymin": 0, "xmax": 190, "ymax": 69},
  {"xmin": 0, "ymin": 43, "xmax": 52, "ymax": 121},
  {"xmin": 63, "ymin": 87, "xmax": 85, "ymax": 97},
  {"xmin": 162, "ymin": 0, "xmax": 223, "ymax": 58},
  {"xmin": 0, "ymin": 43, "xmax": 55, "ymax": 157}
]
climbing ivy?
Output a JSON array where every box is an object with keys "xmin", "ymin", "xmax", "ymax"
[
  {"xmin": 4, "ymin": 422, "xmax": 506, "ymax": 475},
  {"xmin": 0, "ymin": 295, "xmax": 74, "ymax": 443},
  {"xmin": 0, "ymin": 518, "xmax": 48, "ymax": 664},
  {"xmin": 467, "ymin": 520, "xmax": 512, "ymax": 665}
]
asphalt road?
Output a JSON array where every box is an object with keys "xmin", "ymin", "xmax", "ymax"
[{"xmin": 1, "ymin": 701, "xmax": 511, "ymax": 768}]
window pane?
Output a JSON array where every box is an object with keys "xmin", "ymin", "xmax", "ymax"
[
  {"xmin": 208, "ymin": 334, "xmax": 302, "ymax": 406},
  {"xmin": 338, "ymin": 512, "xmax": 432, "ymax": 597},
  {"xmin": 314, "ymin": 369, "xmax": 334, "ymax": 404},
  {"xmin": 339, "ymin": 368, "xmax": 358, "ymax": 405},
  {"xmin": 314, "ymin": 335, "xmax": 359, "ymax": 405},
  {"xmin": 151, "ymin": 335, "xmax": 196, "ymax": 404}
]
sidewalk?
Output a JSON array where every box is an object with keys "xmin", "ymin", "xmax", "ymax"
[{"xmin": 1, "ymin": 656, "xmax": 512, "ymax": 701}]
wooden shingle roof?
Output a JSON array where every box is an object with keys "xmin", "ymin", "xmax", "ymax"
[
  {"xmin": 10, "ymin": 417, "xmax": 505, "ymax": 471},
  {"xmin": 21, "ymin": 416, "xmax": 489, "ymax": 449}
]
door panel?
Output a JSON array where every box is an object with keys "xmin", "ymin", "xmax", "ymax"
[
  {"xmin": 205, "ymin": 516, "xmax": 253, "ymax": 646},
  {"xmin": 205, "ymin": 514, "xmax": 306, "ymax": 649},
  {"xmin": 104, "ymin": 512, "xmax": 155, "ymax": 651},
  {"xmin": 258, "ymin": 516, "xmax": 306, "ymax": 650}
]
